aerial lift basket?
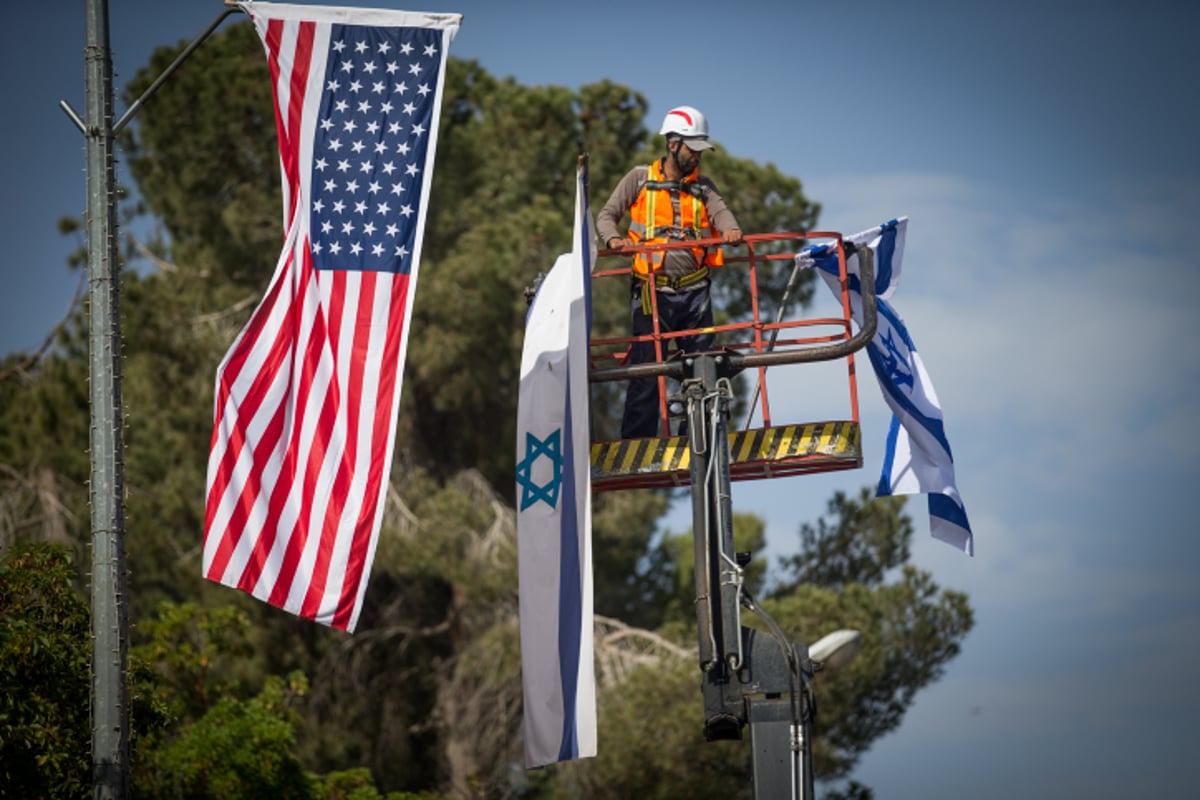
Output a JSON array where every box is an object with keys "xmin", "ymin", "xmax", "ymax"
[{"xmin": 588, "ymin": 232, "xmax": 866, "ymax": 491}]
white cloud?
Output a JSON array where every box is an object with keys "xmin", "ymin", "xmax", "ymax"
[{"xmin": 801, "ymin": 169, "xmax": 1200, "ymax": 483}]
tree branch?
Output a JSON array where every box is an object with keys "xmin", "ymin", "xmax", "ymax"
[{"xmin": 0, "ymin": 272, "xmax": 86, "ymax": 381}]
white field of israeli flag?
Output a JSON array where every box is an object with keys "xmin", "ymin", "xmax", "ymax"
[
  {"xmin": 515, "ymin": 164, "xmax": 597, "ymax": 767},
  {"xmin": 797, "ymin": 217, "xmax": 974, "ymax": 555}
]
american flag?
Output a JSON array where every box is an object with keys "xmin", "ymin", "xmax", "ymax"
[{"xmin": 203, "ymin": 2, "xmax": 461, "ymax": 632}]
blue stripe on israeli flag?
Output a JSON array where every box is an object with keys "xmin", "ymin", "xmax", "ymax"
[
  {"xmin": 799, "ymin": 217, "xmax": 973, "ymax": 555},
  {"xmin": 555, "ymin": 379, "xmax": 582, "ymax": 760}
]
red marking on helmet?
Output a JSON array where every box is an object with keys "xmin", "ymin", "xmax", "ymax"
[{"xmin": 668, "ymin": 109, "xmax": 694, "ymax": 126}]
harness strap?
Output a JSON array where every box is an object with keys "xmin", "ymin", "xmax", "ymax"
[
  {"xmin": 642, "ymin": 179, "xmax": 706, "ymax": 199},
  {"xmin": 655, "ymin": 265, "xmax": 710, "ymax": 289},
  {"xmin": 637, "ymin": 266, "xmax": 710, "ymax": 315}
]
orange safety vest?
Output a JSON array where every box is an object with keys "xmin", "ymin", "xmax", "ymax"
[{"xmin": 627, "ymin": 159, "xmax": 725, "ymax": 280}]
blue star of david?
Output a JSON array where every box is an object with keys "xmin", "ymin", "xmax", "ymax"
[
  {"xmin": 516, "ymin": 429, "xmax": 564, "ymax": 511},
  {"xmin": 877, "ymin": 328, "xmax": 914, "ymax": 391}
]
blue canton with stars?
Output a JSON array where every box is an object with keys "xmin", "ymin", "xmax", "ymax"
[
  {"xmin": 309, "ymin": 24, "xmax": 442, "ymax": 274},
  {"xmin": 516, "ymin": 430, "xmax": 564, "ymax": 511}
]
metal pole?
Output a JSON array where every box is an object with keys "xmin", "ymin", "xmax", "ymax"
[
  {"xmin": 686, "ymin": 354, "xmax": 751, "ymax": 743},
  {"xmin": 682, "ymin": 353, "xmax": 822, "ymax": 797},
  {"xmin": 82, "ymin": 0, "xmax": 128, "ymax": 796},
  {"xmin": 61, "ymin": 4, "xmax": 244, "ymax": 797},
  {"xmin": 687, "ymin": 358, "xmax": 719, "ymax": 675}
]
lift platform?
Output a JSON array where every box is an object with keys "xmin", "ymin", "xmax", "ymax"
[
  {"xmin": 582, "ymin": 223, "xmax": 878, "ymax": 800},
  {"xmin": 590, "ymin": 420, "xmax": 861, "ymax": 491},
  {"xmin": 588, "ymin": 232, "xmax": 870, "ymax": 491}
]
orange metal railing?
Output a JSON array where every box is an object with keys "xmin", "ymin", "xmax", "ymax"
[{"xmin": 589, "ymin": 231, "xmax": 866, "ymax": 438}]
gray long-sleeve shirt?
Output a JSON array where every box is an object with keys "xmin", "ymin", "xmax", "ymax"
[{"xmin": 596, "ymin": 160, "xmax": 740, "ymax": 284}]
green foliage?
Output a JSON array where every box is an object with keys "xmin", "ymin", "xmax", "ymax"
[
  {"xmin": 562, "ymin": 657, "xmax": 750, "ymax": 800},
  {"xmin": 121, "ymin": 21, "xmax": 282, "ymax": 295},
  {"xmin": 647, "ymin": 510, "xmax": 769, "ymax": 630},
  {"xmin": 0, "ymin": 348, "xmax": 91, "ymax": 554},
  {"xmin": 0, "ymin": 543, "xmax": 92, "ymax": 799},
  {"xmin": 127, "ymin": 602, "xmax": 417, "ymax": 799},
  {"xmin": 590, "ymin": 489, "xmax": 671, "ymax": 625},
  {"xmin": 388, "ymin": 468, "xmax": 518, "ymax": 604},
  {"xmin": 282, "ymin": 471, "xmax": 506, "ymax": 791},
  {"xmin": 0, "ymin": 549, "xmax": 408, "ymax": 799},
  {"xmin": 312, "ymin": 768, "xmax": 449, "ymax": 800},
  {"xmin": 136, "ymin": 672, "xmax": 314, "ymax": 799},
  {"xmin": 776, "ymin": 487, "xmax": 913, "ymax": 591},
  {"xmin": 132, "ymin": 602, "xmax": 255, "ymax": 722}
]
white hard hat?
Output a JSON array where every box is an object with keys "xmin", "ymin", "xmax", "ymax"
[{"xmin": 659, "ymin": 105, "xmax": 713, "ymax": 150}]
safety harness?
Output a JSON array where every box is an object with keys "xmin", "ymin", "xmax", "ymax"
[{"xmin": 628, "ymin": 160, "xmax": 723, "ymax": 314}]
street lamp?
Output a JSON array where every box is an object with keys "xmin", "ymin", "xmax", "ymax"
[{"xmin": 809, "ymin": 629, "xmax": 862, "ymax": 673}]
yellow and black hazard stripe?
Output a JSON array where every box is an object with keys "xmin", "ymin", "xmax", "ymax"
[
  {"xmin": 727, "ymin": 420, "xmax": 861, "ymax": 463},
  {"xmin": 591, "ymin": 421, "xmax": 861, "ymax": 486},
  {"xmin": 591, "ymin": 434, "xmax": 691, "ymax": 479}
]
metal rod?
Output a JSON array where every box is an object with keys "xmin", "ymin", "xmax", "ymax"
[
  {"xmin": 688, "ymin": 369, "xmax": 718, "ymax": 671},
  {"xmin": 742, "ymin": 256, "xmax": 806, "ymax": 428},
  {"xmin": 59, "ymin": 99, "xmax": 87, "ymax": 133},
  {"xmin": 113, "ymin": 7, "xmax": 242, "ymax": 135},
  {"xmin": 711, "ymin": 377, "xmax": 742, "ymax": 670}
]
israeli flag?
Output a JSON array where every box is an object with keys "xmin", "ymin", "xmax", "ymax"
[
  {"xmin": 798, "ymin": 217, "xmax": 974, "ymax": 555},
  {"xmin": 516, "ymin": 163, "xmax": 597, "ymax": 767}
]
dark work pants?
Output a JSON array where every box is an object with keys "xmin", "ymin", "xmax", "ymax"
[{"xmin": 621, "ymin": 286, "xmax": 715, "ymax": 439}]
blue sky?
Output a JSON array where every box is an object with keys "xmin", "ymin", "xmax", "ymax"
[{"xmin": 4, "ymin": 0, "xmax": 1199, "ymax": 796}]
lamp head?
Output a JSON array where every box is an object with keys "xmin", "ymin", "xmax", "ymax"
[{"xmin": 809, "ymin": 629, "xmax": 862, "ymax": 673}]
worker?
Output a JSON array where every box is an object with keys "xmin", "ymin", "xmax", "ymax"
[{"xmin": 597, "ymin": 104, "xmax": 743, "ymax": 439}]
